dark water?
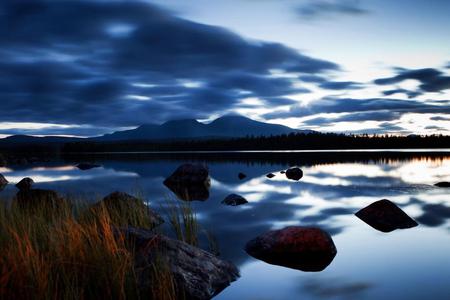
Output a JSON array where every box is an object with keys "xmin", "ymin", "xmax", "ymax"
[{"xmin": 1, "ymin": 151, "xmax": 450, "ymax": 300}]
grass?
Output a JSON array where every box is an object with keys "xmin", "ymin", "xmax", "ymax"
[{"xmin": 0, "ymin": 192, "xmax": 188, "ymax": 300}]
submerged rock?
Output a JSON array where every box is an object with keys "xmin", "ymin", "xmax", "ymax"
[
  {"xmin": 13, "ymin": 188, "xmax": 66, "ymax": 211},
  {"xmin": 92, "ymin": 191, "xmax": 163, "ymax": 229},
  {"xmin": 435, "ymin": 182, "xmax": 450, "ymax": 188},
  {"xmin": 222, "ymin": 194, "xmax": 248, "ymax": 206},
  {"xmin": 238, "ymin": 172, "xmax": 247, "ymax": 180},
  {"xmin": 164, "ymin": 164, "xmax": 210, "ymax": 201},
  {"xmin": 77, "ymin": 163, "xmax": 101, "ymax": 170},
  {"xmin": 355, "ymin": 199, "xmax": 418, "ymax": 232},
  {"xmin": 245, "ymin": 226, "xmax": 337, "ymax": 272},
  {"xmin": 0, "ymin": 174, "xmax": 8, "ymax": 191},
  {"xmin": 266, "ymin": 173, "xmax": 275, "ymax": 178},
  {"xmin": 121, "ymin": 227, "xmax": 239, "ymax": 300},
  {"xmin": 285, "ymin": 167, "xmax": 303, "ymax": 181},
  {"xmin": 15, "ymin": 177, "xmax": 34, "ymax": 191}
]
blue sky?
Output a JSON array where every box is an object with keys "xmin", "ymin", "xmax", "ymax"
[{"xmin": 1, "ymin": 0, "xmax": 449, "ymax": 137}]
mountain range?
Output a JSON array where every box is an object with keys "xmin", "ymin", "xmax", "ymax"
[{"xmin": 0, "ymin": 116, "xmax": 309, "ymax": 145}]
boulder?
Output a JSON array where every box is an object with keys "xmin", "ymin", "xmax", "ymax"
[
  {"xmin": 435, "ymin": 182, "xmax": 450, "ymax": 188},
  {"xmin": 0, "ymin": 174, "xmax": 8, "ymax": 191},
  {"xmin": 355, "ymin": 199, "xmax": 418, "ymax": 232},
  {"xmin": 15, "ymin": 177, "xmax": 34, "ymax": 191},
  {"xmin": 266, "ymin": 173, "xmax": 275, "ymax": 178},
  {"xmin": 221, "ymin": 194, "xmax": 248, "ymax": 206},
  {"xmin": 92, "ymin": 191, "xmax": 163, "ymax": 229},
  {"xmin": 238, "ymin": 172, "xmax": 247, "ymax": 180},
  {"xmin": 245, "ymin": 226, "xmax": 337, "ymax": 272},
  {"xmin": 120, "ymin": 227, "xmax": 239, "ymax": 300},
  {"xmin": 285, "ymin": 167, "xmax": 303, "ymax": 181},
  {"xmin": 164, "ymin": 164, "xmax": 210, "ymax": 201},
  {"xmin": 13, "ymin": 188, "xmax": 66, "ymax": 211},
  {"xmin": 77, "ymin": 163, "xmax": 101, "ymax": 170}
]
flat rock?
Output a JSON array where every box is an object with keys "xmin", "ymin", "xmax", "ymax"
[
  {"xmin": 15, "ymin": 177, "xmax": 34, "ymax": 191},
  {"xmin": 355, "ymin": 199, "xmax": 418, "ymax": 232},
  {"xmin": 120, "ymin": 227, "xmax": 240, "ymax": 300},
  {"xmin": 222, "ymin": 194, "xmax": 248, "ymax": 206},
  {"xmin": 245, "ymin": 226, "xmax": 337, "ymax": 272},
  {"xmin": 435, "ymin": 182, "xmax": 450, "ymax": 188},
  {"xmin": 164, "ymin": 164, "xmax": 210, "ymax": 201},
  {"xmin": 285, "ymin": 167, "xmax": 303, "ymax": 181}
]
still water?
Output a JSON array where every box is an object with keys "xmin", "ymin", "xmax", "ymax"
[{"xmin": 1, "ymin": 151, "xmax": 450, "ymax": 300}]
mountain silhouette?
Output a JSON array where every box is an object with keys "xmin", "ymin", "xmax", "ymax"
[{"xmin": 96, "ymin": 115, "xmax": 309, "ymax": 141}]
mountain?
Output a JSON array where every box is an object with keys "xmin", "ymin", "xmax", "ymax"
[{"xmin": 96, "ymin": 115, "xmax": 311, "ymax": 141}]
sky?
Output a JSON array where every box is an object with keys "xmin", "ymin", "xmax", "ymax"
[{"xmin": 1, "ymin": 0, "xmax": 450, "ymax": 137}]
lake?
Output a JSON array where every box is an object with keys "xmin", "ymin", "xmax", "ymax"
[{"xmin": 1, "ymin": 150, "xmax": 450, "ymax": 300}]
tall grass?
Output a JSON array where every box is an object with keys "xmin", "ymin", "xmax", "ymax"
[
  {"xmin": 0, "ymin": 194, "xmax": 179, "ymax": 300},
  {"xmin": 163, "ymin": 198, "xmax": 199, "ymax": 247}
]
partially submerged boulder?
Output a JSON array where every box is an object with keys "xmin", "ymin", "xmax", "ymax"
[
  {"xmin": 0, "ymin": 174, "xmax": 8, "ymax": 191},
  {"xmin": 355, "ymin": 199, "xmax": 418, "ymax": 232},
  {"xmin": 13, "ymin": 188, "xmax": 66, "ymax": 211},
  {"xmin": 266, "ymin": 173, "xmax": 275, "ymax": 178},
  {"xmin": 77, "ymin": 163, "xmax": 101, "ymax": 170},
  {"xmin": 15, "ymin": 177, "xmax": 34, "ymax": 191},
  {"xmin": 164, "ymin": 164, "xmax": 210, "ymax": 201},
  {"xmin": 121, "ymin": 227, "xmax": 239, "ymax": 300},
  {"xmin": 285, "ymin": 167, "xmax": 303, "ymax": 181},
  {"xmin": 435, "ymin": 182, "xmax": 450, "ymax": 188},
  {"xmin": 91, "ymin": 191, "xmax": 163, "ymax": 229},
  {"xmin": 222, "ymin": 194, "xmax": 248, "ymax": 206},
  {"xmin": 245, "ymin": 226, "xmax": 337, "ymax": 272},
  {"xmin": 238, "ymin": 172, "xmax": 247, "ymax": 180}
]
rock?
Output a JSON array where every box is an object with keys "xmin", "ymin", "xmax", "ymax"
[
  {"xmin": 13, "ymin": 189, "xmax": 66, "ymax": 211},
  {"xmin": 435, "ymin": 182, "xmax": 450, "ymax": 188},
  {"xmin": 221, "ymin": 194, "xmax": 248, "ymax": 206},
  {"xmin": 120, "ymin": 227, "xmax": 239, "ymax": 300},
  {"xmin": 77, "ymin": 163, "xmax": 101, "ymax": 170},
  {"xmin": 355, "ymin": 199, "xmax": 418, "ymax": 232},
  {"xmin": 245, "ymin": 226, "xmax": 337, "ymax": 272},
  {"xmin": 285, "ymin": 167, "xmax": 303, "ymax": 181},
  {"xmin": 15, "ymin": 177, "xmax": 34, "ymax": 190},
  {"xmin": 266, "ymin": 173, "xmax": 275, "ymax": 178},
  {"xmin": 164, "ymin": 164, "xmax": 210, "ymax": 201},
  {"xmin": 92, "ymin": 191, "xmax": 163, "ymax": 229},
  {"xmin": 238, "ymin": 172, "xmax": 246, "ymax": 180},
  {"xmin": 0, "ymin": 154, "xmax": 6, "ymax": 167},
  {"xmin": 0, "ymin": 174, "xmax": 8, "ymax": 191},
  {"xmin": 280, "ymin": 171, "xmax": 285, "ymax": 174}
]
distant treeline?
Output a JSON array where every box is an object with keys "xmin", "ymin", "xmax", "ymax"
[{"xmin": 62, "ymin": 133, "xmax": 450, "ymax": 152}]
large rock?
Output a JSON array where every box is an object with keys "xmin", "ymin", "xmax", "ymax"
[
  {"xmin": 15, "ymin": 177, "xmax": 34, "ymax": 191},
  {"xmin": 285, "ymin": 167, "xmax": 303, "ymax": 181},
  {"xmin": 13, "ymin": 189, "xmax": 66, "ymax": 211},
  {"xmin": 91, "ymin": 191, "xmax": 163, "ymax": 229},
  {"xmin": 164, "ymin": 164, "xmax": 210, "ymax": 201},
  {"xmin": 355, "ymin": 199, "xmax": 418, "ymax": 232},
  {"xmin": 77, "ymin": 163, "xmax": 101, "ymax": 170},
  {"xmin": 121, "ymin": 227, "xmax": 239, "ymax": 300},
  {"xmin": 0, "ymin": 174, "xmax": 8, "ymax": 191},
  {"xmin": 221, "ymin": 194, "xmax": 248, "ymax": 206},
  {"xmin": 435, "ymin": 182, "xmax": 450, "ymax": 188},
  {"xmin": 245, "ymin": 226, "xmax": 337, "ymax": 272}
]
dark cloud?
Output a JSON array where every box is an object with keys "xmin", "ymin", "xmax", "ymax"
[
  {"xmin": 303, "ymin": 111, "xmax": 402, "ymax": 126},
  {"xmin": 319, "ymin": 80, "xmax": 364, "ymax": 90},
  {"xmin": 382, "ymin": 88, "xmax": 422, "ymax": 99},
  {"xmin": 374, "ymin": 68, "xmax": 450, "ymax": 93},
  {"xmin": 299, "ymin": 74, "xmax": 328, "ymax": 83},
  {"xmin": 0, "ymin": 0, "xmax": 339, "ymax": 133},
  {"xmin": 296, "ymin": 0, "xmax": 370, "ymax": 20}
]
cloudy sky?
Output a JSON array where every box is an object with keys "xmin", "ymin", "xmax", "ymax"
[{"xmin": 1, "ymin": 0, "xmax": 449, "ymax": 137}]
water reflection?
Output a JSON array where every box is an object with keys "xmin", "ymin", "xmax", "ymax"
[{"xmin": 1, "ymin": 152, "xmax": 450, "ymax": 299}]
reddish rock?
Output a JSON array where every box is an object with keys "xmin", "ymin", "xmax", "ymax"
[
  {"xmin": 355, "ymin": 199, "xmax": 418, "ymax": 232},
  {"xmin": 285, "ymin": 167, "xmax": 303, "ymax": 181},
  {"xmin": 163, "ymin": 164, "xmax": 210, "ymax": 201},
  {"xmin": 15, "ymin": 177, "xmax": 34, "ymax": 191},
  {"xmin": 245, "ymin": 226, "xmax": 337, "ymax": 272}
]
